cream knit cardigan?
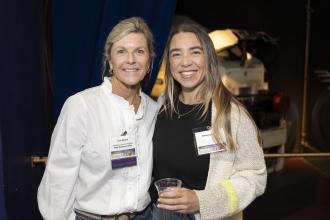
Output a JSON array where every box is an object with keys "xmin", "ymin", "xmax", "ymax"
[{"xmin": 194, "ymin": 103, "xmax": 267, "ymax": 220}]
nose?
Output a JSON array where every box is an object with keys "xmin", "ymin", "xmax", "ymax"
[
  {"xmin": 127, "ymin": 52, "xmax": 136, "ymax": 64},
  {"xmin": 181, "ymin": 53, "xmax": 192, "ymax": 66}
]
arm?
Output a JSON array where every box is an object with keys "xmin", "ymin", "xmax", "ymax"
[
  {"xmin": 196, "ymin": 109, "xmax": 267, "ymax": 219},
  {"xmin": 37, "ymin": 95, "xmax": 87, "ymax": 220}
]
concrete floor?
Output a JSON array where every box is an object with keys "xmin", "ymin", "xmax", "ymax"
[{"xmin": 244, "ymin": 158, "xmax": 330, "ymax": 220}]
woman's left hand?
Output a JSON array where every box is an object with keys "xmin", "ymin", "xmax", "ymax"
[{"xmin": 157, "ymin": 187, "xmax": 200, "ymax": 214}]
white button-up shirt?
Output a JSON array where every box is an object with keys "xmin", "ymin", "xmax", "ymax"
[{"xmin": 37, "ymin": 78, "xmax": 158, "ymax": 220}]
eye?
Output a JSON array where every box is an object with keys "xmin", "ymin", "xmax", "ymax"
[
  {"xmin": 191, "ymin": 50, "xmax": 202, "ymax": 56},
  {"xmin": 137, "ymin": 49, "xmax": 146, "ymax": 54},
  {"xmin": 116, "ymin": 49, "xmax": 126, "ymax": 54},
  {"xmin": 170, "ymin": 52, "xmax": 181, "ymax": 58}
]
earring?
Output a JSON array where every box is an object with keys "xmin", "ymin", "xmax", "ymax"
[{"xmin": 146, "ymin": 65, "xmax": 152, "ymax": 74}]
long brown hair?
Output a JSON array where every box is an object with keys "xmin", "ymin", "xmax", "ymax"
[
  {"xmin": 162, "ymin": 22, "xmax": 218, "ymax": 119},
  {"xmin": 162, "ymin": 21, "xmax": 260, "ymax": 150}
]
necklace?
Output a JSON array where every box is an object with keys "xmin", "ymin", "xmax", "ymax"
[{"xmin": 176, "ymin": 101, "xmax": 200, "ymax": 119}]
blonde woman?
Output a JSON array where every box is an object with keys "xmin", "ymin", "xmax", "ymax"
[
  {"xmin": 38, "ymin": 17, "xmax": 158, "ymax": 220},
  {"xmin": 150, "ymin": 22, "xmax": 267, "ymax": 220}
]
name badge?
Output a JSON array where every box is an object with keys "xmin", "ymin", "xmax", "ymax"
[
  {"xmin": 193, "ymin": 126, "xmax": 226, "ymax": 156},
  {"xmin": 110, "ymin": 135, "xmax": 137, "ymax": 169}
]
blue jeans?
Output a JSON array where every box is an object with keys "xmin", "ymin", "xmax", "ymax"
[
  {"xmin": 75, "ymin": 211, "xmax": 135, "ymax": 220},
  {"xmin": 132, "ymin": 204, "xmax": 196, "ymax": 220},
  {"xmin": 131, "ymin": 204, "xmax": 153, "ymax": 220},
  {"xmin": 75, "ymin": 212, "xmax": 98, "ymax": 220}
]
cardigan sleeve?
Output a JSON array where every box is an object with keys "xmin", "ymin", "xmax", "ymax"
[
  {"xmin": 37, "ymin": 94, "xmax": 87, "ymax": 220},
  {"xmin": 195, "ymin": 106, "xmax": 267, "ymax": 220}
]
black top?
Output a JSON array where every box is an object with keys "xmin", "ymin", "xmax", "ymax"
[{"xmin": 150, "ymin": 100, "xmax": 211, "ymax": 202}]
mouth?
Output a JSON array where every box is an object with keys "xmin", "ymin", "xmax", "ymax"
[
  {"xmin": 122, "ymin": 68, "xmax": 139, "ymax": 72},
  {"xmin": 179, "ymin": 70, "xmax": 197, "ymax": 78}
]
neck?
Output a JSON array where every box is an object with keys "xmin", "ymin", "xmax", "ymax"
[
  {"xmin": 179, "ymin": 91, "xmax": 201, "ymax": 105},
  {"xmin": 110, "ymin": 77, "xmax": 140, "ymax": 105}
]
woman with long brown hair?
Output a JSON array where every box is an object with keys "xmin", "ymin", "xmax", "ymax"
[{"xmin": 150, "ymin": 21, "xmax": 267, "ymax": 220}]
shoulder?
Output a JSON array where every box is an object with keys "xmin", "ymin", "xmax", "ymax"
[
  {"xmin": 62, "ymin": 85, "xmax": 102, "ymax": 113},
  {"xmin": 77, "ymin": 85, "xmax": 102, "ymax": 101},
  {"xmin": 156, "ymin": 92, "xmax": 165, "ymax": 106},
  {"xmin": 212, "ymin": 101, "xmax": 257, "ymax": 137},
  {"xmin": 211, "ymin": 101, "xmax": 248, "ymax": 124},
  {"xmin": 141, "ymin": 92, "xmax": 159, "ymax": 112},
  {"xmin": 63, "ymin": 93, "xmax": 86, "ymax": 110},
  {"xmin": 65, "ymin": 85, "xmax": 105, "ymax": 111},
  {"xmin": 229, "ymin": 102, "xmax": 253, "ymax": 126},
  {"xmin": 229, "ymin": 102, "xmax": 260, "ymax": 144}
]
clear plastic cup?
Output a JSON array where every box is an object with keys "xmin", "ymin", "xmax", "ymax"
[{"xmin": 154, "ymin": 178, "xmax": 182, "ymax": 194}]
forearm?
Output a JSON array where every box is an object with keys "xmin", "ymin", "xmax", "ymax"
[{"xmin": 195, "ymin": 165, "xmax": 266, "ymax": 220}]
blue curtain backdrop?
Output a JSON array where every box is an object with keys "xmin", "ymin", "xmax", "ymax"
[
  {"xmin": 52, "ymin": 0, "xmax": 176, "ymax": 121},
  {"xmin": 0, "ymin": 0, "xmax": 50, "ymax": 218},
  {"xmin": 0, "ymin": 125, "xmax": 5, "ymax": 220}
]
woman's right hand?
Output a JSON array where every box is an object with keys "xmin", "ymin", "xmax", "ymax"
[{"xmin": 157, "ymin": 187, "xmax": 200, "ymax": 214}]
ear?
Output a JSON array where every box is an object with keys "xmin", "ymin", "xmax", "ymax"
[{"xmin": 108, "ymin": 60, "xmax": 113, "ymax": 71}]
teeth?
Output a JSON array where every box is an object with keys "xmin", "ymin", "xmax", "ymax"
[
  {"xmin": 180, "ymin": 70, "xmax": 196, "ymax": 73},
  {"xmin": 124, "ymin": 68, "xmax": 138, "ymax": 72},
  {"xmin": 180, "ymin": 70, "xmax": 195, "ymax": 78}
]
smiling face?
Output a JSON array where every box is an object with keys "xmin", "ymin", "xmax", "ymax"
[
  {"xmin": 169, "ymin": 32, "xmax": 206, "ymax": 95},
  {"xmin": 109, "ymin": 32, "xmax": 150, "ymax": 89}
]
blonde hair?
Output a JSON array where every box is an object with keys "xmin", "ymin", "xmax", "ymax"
[
  {"xmin": 102, "ymin": 17, "xmax": 155, "ymax": 78},
  {"xmin": 162, "ymin": 21, "xmax": 260, "ymax": 150}
]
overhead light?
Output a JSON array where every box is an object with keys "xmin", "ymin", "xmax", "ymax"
[{"xmin": 209, "ymin": 29, "xmax": 238, "ymax": 51}]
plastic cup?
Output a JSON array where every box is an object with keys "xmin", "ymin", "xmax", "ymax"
[{"xmin": 154, "ymin": 178, "xmax": 182, "ymax": 194}]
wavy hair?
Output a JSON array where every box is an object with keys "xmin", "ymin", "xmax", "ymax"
[{"xmin": 162, "ymin": 21, "xmax": 260, "ymax": 150}]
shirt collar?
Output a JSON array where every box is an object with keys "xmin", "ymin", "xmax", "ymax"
[{"xmin": 101, "ymin": 77, "xmax": 145, "ymax": 120}]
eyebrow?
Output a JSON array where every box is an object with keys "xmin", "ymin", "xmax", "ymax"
[
  {"xmin": 189, "ymin": 46, "xmax": 203, "ymax": 51},
  {"xmin": 169, "ymin": 48, "xmax": 180, "ymax": 54},
  {"xmin": 113, "ymin": 45, "xmax": 148, "ymax": 50},
  {"xmin": 169, "ymin": 46, "xmax": 203, "ymax": 54}
]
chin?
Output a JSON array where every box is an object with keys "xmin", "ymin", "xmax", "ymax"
[
  {"xmin": 181, "ymin": 81, "xmax": 199, "ymax": 88},
  {"xmin": 123, "ymin": 79, "xmax": 144, "ymax": 87}
]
